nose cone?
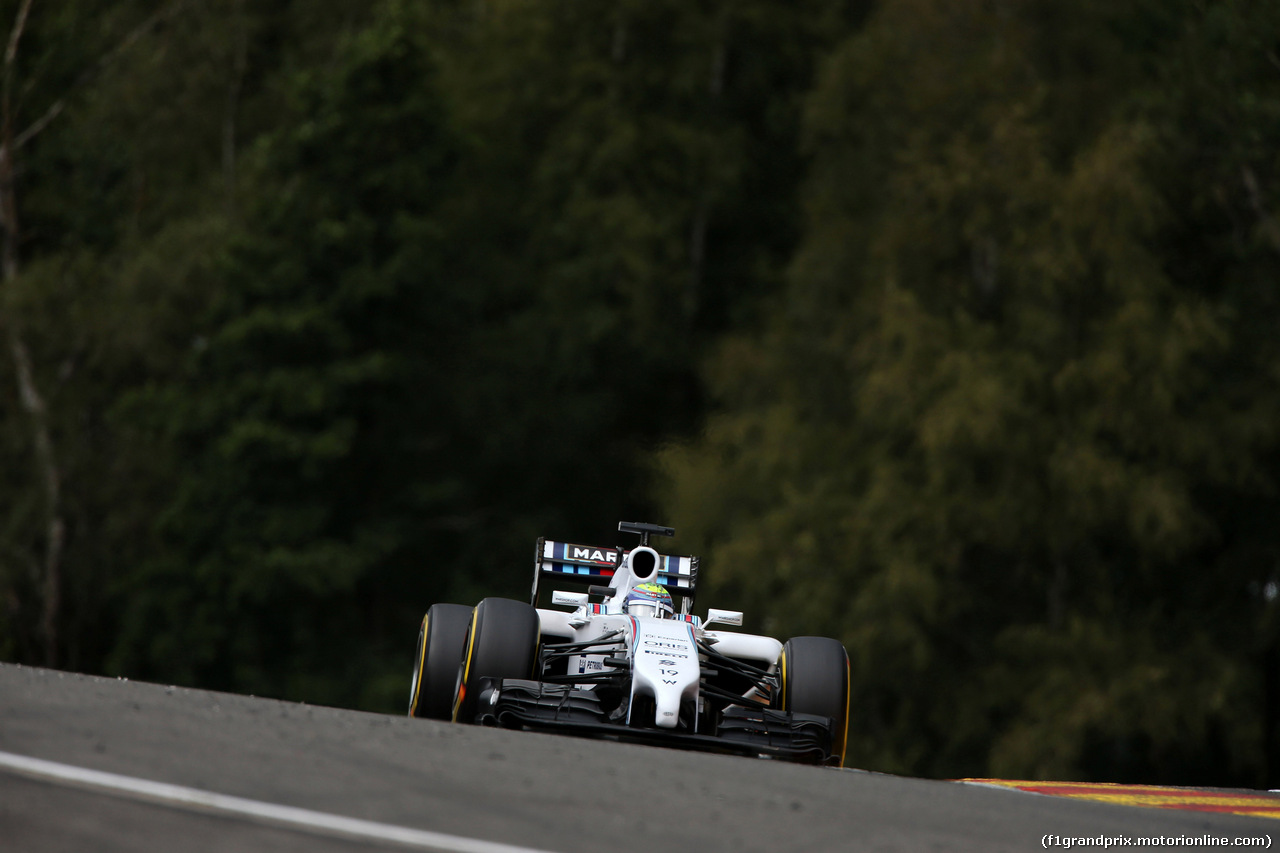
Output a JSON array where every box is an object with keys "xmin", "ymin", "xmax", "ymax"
[{"xmin": 629, "ymin": 616, "xmax": 699, "ymax": 729}]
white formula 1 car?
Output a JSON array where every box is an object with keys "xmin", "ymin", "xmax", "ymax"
[{"xmin": 408, "ymin": 522, "xmax": 850, "ymax": 766}]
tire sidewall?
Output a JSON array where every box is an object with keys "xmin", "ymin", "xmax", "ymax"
[
  {"xmin": 410, "ymin": 603, "xmax": 473, "ymax": 719},
  {"xmin": 452, "ymin": 597, "xmax": 540, "ymax": 723},
  {"xmin": 779, "ymin": 636, "xmax": 850, "ymax": 766}
]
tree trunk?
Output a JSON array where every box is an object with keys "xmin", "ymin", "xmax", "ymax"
[{"xmin": 3, "ymin": 0, "xmax": 64, "ymax": 667}]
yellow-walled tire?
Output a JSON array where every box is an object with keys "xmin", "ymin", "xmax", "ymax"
[
  {"xmin": 451, "ymin": 597, "xmax": 540, "ymax": 724},
  {"xmin": 777, "ymin": 636, "xmax": 851, "ymax": 767},
  {"xmin": 408, "ymin": 603, "xmax": 473, "ymax": 720}
]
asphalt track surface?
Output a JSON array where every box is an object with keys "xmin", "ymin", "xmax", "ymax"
[{"xmin": 0, "ymin": 663, "xmax": 1274, "ymax": 852}]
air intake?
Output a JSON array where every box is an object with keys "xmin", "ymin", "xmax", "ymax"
[{"xmin": 626, "ymin": 546, "xmax": 660, "ymax": 583}]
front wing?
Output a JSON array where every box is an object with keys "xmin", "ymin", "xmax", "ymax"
[{"xmin": 472, "ymin": 678, "xmax": 836, "ymax": 764}]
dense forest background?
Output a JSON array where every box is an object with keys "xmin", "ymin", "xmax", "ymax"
[{"xmin": 1, "ymin": 0, "xmax": 1278, "ymax": 787}]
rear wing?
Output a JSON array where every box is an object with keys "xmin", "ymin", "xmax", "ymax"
[{"xmin": 532, "ymin": 537, "xmax": 699, "ymax": 613}]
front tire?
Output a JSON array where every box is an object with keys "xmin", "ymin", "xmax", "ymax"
[
  {"xmin": 777, "ymin": 636, "xmax": 851, "ymax": 767},
  {"xmin": 452, "ymin": 597, "xmax": 540, "ymax": 724},
  {"xmin": 409, "ymin": 603, "xmax": 474, "ymax": 719}
]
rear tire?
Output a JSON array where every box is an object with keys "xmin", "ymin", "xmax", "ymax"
[
  {"xmin": 409, "ymin": 603, "xmax": 473, "ymax": 719},
  {"xmin": 452, "ymin": 597, "xmax": 540, "ymax": 724},
  {"xmin": 777, "ymin": 636, "xmax": 851, "ymax": 767}
]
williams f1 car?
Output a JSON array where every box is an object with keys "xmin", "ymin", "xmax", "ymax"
[{"xmin": 408, "ymin": 522, "xmax": 850, "ymax": 766}]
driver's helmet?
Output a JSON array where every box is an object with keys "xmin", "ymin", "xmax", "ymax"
[{"xmin": 624, "ymin": 582, "xmax": 674, "ymax": 619}]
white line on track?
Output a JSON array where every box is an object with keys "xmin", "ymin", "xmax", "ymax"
[{"xmin": 0, "ymin": 749, "xmax": 561, "ymax": 853}]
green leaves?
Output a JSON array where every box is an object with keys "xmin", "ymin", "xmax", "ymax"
[
  {"xmin": 105, "ymin": 10, "xmax": 468, "ymax": 699},
  {"xmin": 660, "ymin": 0, "xmax": 1280, "ymax": 784}
]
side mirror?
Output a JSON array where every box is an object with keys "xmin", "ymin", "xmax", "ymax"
[
  {"xmin": 551, "ymin": 590, "xmax": 589, "ymax": 609},
  {"xmin": 704, "ymin": 608, "xmax": 744, "ymax": 628}
]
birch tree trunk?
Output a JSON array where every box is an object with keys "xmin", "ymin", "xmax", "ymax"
[{"xmin": 1, "ymin": 0, "xmax": 64, "ymax": 667}]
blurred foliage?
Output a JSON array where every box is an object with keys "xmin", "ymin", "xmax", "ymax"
[
  {"xmin": 0, "ymin": 0, "xmax": 1278, "ymax": 788},
  {"xmin": 661, "ymin": 0, "xmax": 1280, "ymax": 786}
]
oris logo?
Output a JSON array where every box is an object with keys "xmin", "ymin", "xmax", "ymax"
[{"xmin": 643, "ymin": 639, "xmax": 687, "ymax": 650}]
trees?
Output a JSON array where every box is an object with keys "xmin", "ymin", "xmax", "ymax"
[
  {"xmin": 0, "ymin": 0, "xmax": 373, "ymax": 676},
  {"xmin": 0, "ymin": 0, "xmax": 224, "ymax": 669},
  {"xmin": 101, "ymin": 0, "xmax": 848, "ymax": 707},
  {"xmin": 430, "ymin": 0, "xmax": 849, "ymax": 524},
  {"xmin": 661, "ymin": 0, "xmax": 1280, "ymax": 784},
  {"xmin": 105, "ymin": 10, "xmax": 469, "ymax": 706},
  {"xmin": 2, "ymin": 0, "xmax": 1277, "ymax": 787}
]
